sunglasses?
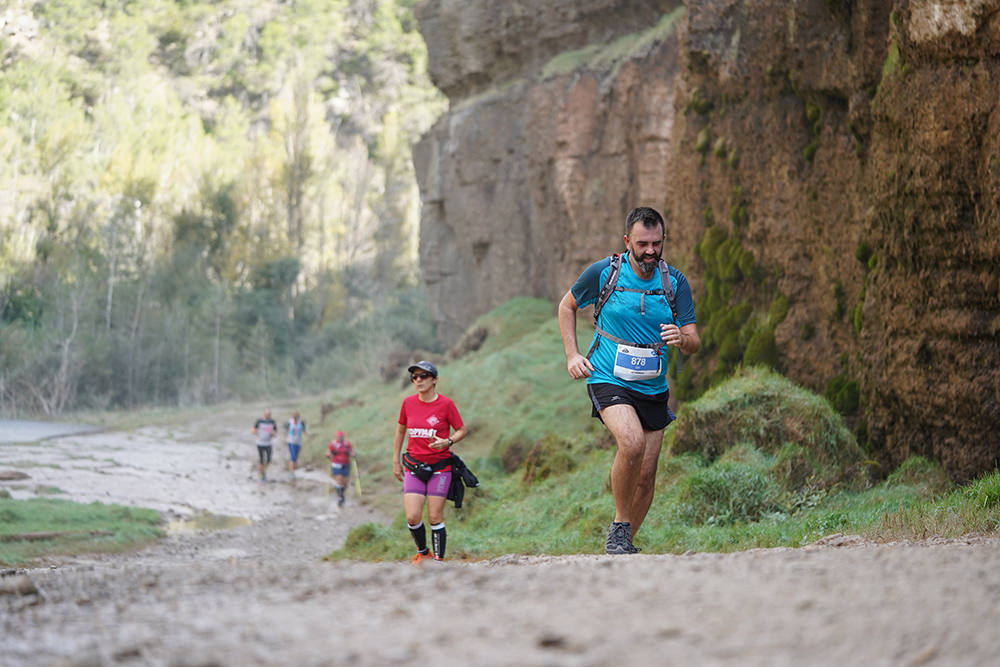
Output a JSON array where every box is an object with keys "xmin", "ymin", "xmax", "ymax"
[{"xmin": 411, "ymin": 373, "xmax": 433, "ymax": 381}]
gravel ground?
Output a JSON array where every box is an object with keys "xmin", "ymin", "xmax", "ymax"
[{"xmin": 3, "ymin": 414, "xmax": 1000, "ymax": 666}]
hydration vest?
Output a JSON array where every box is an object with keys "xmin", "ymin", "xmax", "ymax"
[{"xmin": 586, "ymin": 253, "xmax": 682, "ymax": 370}]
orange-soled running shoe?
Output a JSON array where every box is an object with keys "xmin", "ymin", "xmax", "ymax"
[{"xmin": 411, "ymin": 550, "xmax": 432, "ymax": 564}]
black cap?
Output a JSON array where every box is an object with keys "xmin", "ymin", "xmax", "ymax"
[{"xmin": 407, "ymin": 360, "xmax": 438, "ymax": 377}]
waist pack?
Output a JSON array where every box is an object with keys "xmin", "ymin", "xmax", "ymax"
[{"xmin": 401, "ymin": 452, "xmax": 451, "ymax": 483}]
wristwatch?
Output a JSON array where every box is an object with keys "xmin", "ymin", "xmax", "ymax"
[{"xmin": 448, "ymin": 437, "xmax": 454, "ymax": 446}]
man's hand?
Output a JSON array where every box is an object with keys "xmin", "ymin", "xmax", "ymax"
[
  {"xmin": 660, "ymin": 323, "xmax": 683, "ymax": 346},
  {"xmin": 566, "ymin": 352, "xmax": 594, "ymax": 380},
  {"xmin": 661, "ymin": 322, "xmax": 700, "ymax": 355},
  {"xmin": 393, "ymin": 461, "xmax": 403, "ymax": 482}
]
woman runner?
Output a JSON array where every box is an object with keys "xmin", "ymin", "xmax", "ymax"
[{"xmin": 392, "ymin": 360, "xmax": 467, "ymax": 563}]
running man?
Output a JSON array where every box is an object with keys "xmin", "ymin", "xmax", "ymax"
[
  {"xmin": 557, "ymin": 206, "xmax": 699, "ymax": 554},
  {"xmin": 285, "ymin": 411, "xmax": 307, "ymax": 479},
  {"xmin": 252, "ymin": 409, "xmax": 278, "ymax": 482},
  {"xmin": 326, "ymin": 431, "xmax": 355, "ymax": 506}
]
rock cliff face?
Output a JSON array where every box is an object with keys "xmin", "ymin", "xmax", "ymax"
[{"xmin": 413, "ymin": 0, "xmax": 1000, "ymax": 482}]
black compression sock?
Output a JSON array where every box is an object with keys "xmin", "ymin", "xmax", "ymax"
[
  {"xmin": 431, "ymin": 522, "xmax": 446, "ymax": 559},
  {"xmin": 408, "ymin": 522, "xmax": 427, "ymax": 553}
]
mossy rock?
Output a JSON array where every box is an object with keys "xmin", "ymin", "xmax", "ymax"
[{"xmin": 666, "ymin": 367, "xmax": 867, "ymax": 489}]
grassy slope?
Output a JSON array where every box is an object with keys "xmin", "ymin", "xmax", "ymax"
[{"xmin": 322, "ymin": 298, "xmax": 1000, "ymax": 561}]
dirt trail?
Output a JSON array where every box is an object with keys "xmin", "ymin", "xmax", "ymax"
[{"xmin": 3, "ymin": 412, "xmax": 1000, "ymax": 666}]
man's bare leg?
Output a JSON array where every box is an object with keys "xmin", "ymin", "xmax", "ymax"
[
  {"xmin": 600, "ymin": 404, "xmax": 647, "ymax": 524},
  {"xmin": 627, "ymin": 428, "xmax": 665, "ymax": 539}
]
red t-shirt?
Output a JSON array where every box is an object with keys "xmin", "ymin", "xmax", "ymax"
[
  {"xmin": 398, "ymin": 393, "xmax": 464, "ymax": 465},
  {"xmin": 327, "ymin": 440, "xmax": 354, "ymax": 465}
]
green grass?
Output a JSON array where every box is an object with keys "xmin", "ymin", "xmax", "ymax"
[
  {"xmin": 326, "ymin": 299, "xmax": 1000, "ymax": 561},
  {"xmin": 0, "ymin": 498, "xmax": 164, "ymax": 566},
  {"xmin": 8, "ymin": 297, "xmax": 996, "ymax": 565}
]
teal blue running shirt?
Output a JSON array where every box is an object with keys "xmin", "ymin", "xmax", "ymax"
[{"xmin": 571, "ymin": 253, "xmax": 697, "ymax": 395}]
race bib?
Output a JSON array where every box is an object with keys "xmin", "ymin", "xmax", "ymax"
[{"xmin": 613, "ymin": 344, "xmax": 661, "ymax": 381}]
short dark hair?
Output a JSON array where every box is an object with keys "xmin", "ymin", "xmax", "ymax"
[{"xmin": 624, "ymin": 207, "xmax": 665, "ymax": 236}]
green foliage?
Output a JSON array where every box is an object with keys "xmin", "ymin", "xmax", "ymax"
[
  {"xmin": 773, "ymin": 442, "xmax": 816, "ymax": 490},
  {"xmin": 886, "ymin": 457, "xmax": 954, "ymax": 497},
  {"xmin": 824, "ymin": 374, "xmax": 860, "ymax": 415},
  {"xmin": 0, "ymin": 498, "xmax": 163, "ymax": 566},
  {"xmin": 0, "ymin": 0, "xmax": 447, "ymax": 414},
  {"xmin": 876, "ymin": 469, "xmax": 1000, "ymax": 539},
  {"xmin": 677, "ymin": 459, "xmax": 783, "ymax": 525},
  {"xmin": 962, "ymin": 470, "xmax": 1000, "ymax": 509}
]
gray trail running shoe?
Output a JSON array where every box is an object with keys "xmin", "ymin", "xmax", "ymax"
[{"xmin": 605, "ymin": 521, "xmax": 636, "ymax": 555}]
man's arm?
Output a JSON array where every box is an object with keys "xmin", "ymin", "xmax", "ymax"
[
  {"xmin": 659, "ymin": 322, "xmax": 700, "ymax": 355},
  {"xmin": 557, "ymin": 290, "xmax": 594, "ymax": 379},
  {"xmin": 679, "ymin": 323, "xmax": 700, "ymax": 355}
]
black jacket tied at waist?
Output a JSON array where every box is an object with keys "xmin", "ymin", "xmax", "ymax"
[{"xmin": 401, "ymin": 452, "xmax": 479, "ymax": 508}]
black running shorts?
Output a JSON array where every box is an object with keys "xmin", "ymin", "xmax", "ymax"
[
  {"xmin": 587, "ymin": 382, "xmax": 676, "ymax": 432},
  {"xmin": 257, "ymin": 445, "xmax": 273, "ymax": 465}
]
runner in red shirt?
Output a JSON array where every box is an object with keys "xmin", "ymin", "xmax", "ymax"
[
  {"xmin": 326, "ymin": 431, "xmax": 355, "ymax": 506},
  {"xmin": 392, "ymin": 360, "xmax": 468, "ymax": 563}
]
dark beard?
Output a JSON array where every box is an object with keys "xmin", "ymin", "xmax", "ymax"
[{"xmin": 637, "ymin": 256, "xmax": 659, "ymax": 273}]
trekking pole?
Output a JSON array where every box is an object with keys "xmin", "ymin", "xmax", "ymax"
[{"xmin": 351, "ymin": 458, "xmax": 362, "ymax": 497}]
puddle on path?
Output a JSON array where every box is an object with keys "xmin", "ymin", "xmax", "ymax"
[{"xmin": 167, "ymin": 513, "xmax": 252, "ymax": 535}]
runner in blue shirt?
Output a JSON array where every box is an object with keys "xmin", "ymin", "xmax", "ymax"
[
  {"xmin": 284, "ymin": 411, "xmax": 307, "ymax": 480},
  {"xmin": 557, "ymin": 206, "xmax": 700, "ymax": 554}
]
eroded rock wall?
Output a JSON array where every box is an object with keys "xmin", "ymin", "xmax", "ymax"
[
  {"xmin": 413, "ymin": 0, "xmax": 1000, "ymax": 481},
  {"xmin": 413, "ymin": 0, "xmax": 684, "ymax": 337}
]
